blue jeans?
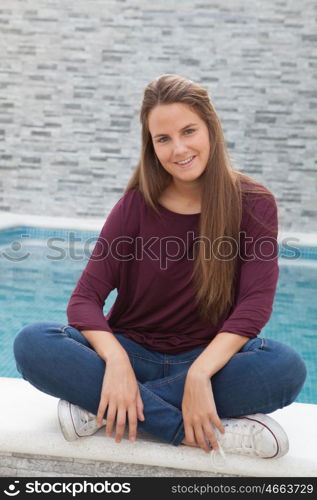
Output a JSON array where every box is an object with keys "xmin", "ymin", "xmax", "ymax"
[{"xmin": 13, "ymin": 322, "xmax": 307, "ymax": 446}]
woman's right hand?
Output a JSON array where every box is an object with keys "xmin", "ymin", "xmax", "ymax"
[{"xmin": 96, "ymin": 352, "xmax": 145, "ymax": 444}]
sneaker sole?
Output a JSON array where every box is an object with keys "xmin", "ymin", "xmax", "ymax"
[
  {"xmin": 57, "ymin": 400, "xmax": 79, "ymax": 441},
  {"xmin": 234, "ymin": 413, "xmax": 289, "ymax": 458}
]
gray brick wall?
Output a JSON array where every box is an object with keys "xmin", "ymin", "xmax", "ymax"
[{"xmin": 0, "ymin": 0, "xmax": 316, "ymax": 231}]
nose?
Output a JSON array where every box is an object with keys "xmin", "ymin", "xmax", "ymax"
[{"xmin": 172, "ymin": 138, "xmax": 188, "ymax": 159}]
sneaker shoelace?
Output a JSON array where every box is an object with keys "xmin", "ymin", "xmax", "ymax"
[
  {"xmin": 210, "ymin": 421, "xmax": 261, "ymax": 468},
  {"xmin": 78, "ymin": 408, "xmax": 100, "ymax": 433},
  {"xmin": 210, "ymin": 442, "xmax": 227, "ymax": 468}
]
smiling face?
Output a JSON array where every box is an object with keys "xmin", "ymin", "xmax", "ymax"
[{"xmin": 148, "ymin": 102, "xmax": 211, "ymax": 191}]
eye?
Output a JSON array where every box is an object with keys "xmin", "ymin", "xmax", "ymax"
[
  {"xmin": 157, "ymin": 136, "xmax": 168, "ymax": 143},
  {"xmin": 184, "ymin": 128, "xmax": 195, "ymax": 135}
]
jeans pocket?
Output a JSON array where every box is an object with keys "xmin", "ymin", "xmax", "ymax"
[
  {"xmin": 61, "ymin": 325, "xmax": 95, "ymax": 352},
  {"xmin": 237, "ymin": 337, "xmax": 265, "ymax": 355},
  {"xmin": 61, "ymin": 325, "xmax": 76, "ymax": 335}
]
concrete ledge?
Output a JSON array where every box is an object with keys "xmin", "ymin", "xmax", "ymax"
[
  {"xmin": 0, "ymin": 452, "xmax": 233, "ymax": 478},
  {"xmin": 1, "ymin": 378, "xmax": 316, "ymax": 477}
]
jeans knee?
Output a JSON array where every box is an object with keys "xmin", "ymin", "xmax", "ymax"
[
  {"xmin": 294, "ymin": 352, "xmax": 307, "ymax": 391},
  {"xmin": 14, "ymin": 323, "xmax": 38, "ymax": 369},
  {"xmin": 13, "ymin": 322, "xmax": 59, "ymax": 373},
  {"xmin": 284, "ymin": 349, "xmax": 307, "ymax": 403}
]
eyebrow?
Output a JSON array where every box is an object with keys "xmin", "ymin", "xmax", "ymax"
[{"xmin": 153, "ymin": 123, "xmax": 198, "ymax": 139}]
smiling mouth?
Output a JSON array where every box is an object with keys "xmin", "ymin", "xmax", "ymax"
[{"xmin": 175, "ymin": 155, "xmax": 196, "ymax": 166}]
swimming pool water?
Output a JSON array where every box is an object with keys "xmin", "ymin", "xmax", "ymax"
[{"xmin": 1, "ymin": 226, "xmax": 316, "ymax": 405}]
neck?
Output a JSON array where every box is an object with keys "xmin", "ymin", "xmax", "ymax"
[{"xmin": 170, "ymin": 179, "xmax": 202, "ymax": 202}]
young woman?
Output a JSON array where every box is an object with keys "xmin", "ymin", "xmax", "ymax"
[{"xmin": 14, "ymin": 74, "xmax": 307, "ymax": 464}]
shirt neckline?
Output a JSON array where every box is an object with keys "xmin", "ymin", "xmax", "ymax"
[{"xmin": 157, "ymin": 202, "xmax": 201, "ymax": 217}]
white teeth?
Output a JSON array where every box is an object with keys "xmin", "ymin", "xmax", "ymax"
[{"xmin": 176, "ymin": 156, "xmax": 194, "ymax": 165}]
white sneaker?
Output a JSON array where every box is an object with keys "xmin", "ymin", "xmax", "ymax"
[
  {"xmin": 57, "ymin": 400, "xmax": 106, "ymax": 441},
  {"xmin": 210, "ymin": 413, "xmax": 289, "ymax": 466}
]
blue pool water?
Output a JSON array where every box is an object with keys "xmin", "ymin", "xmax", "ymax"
[{"xmin": 1, "ymin": 226, "xmax": 316, "ymax": 405}]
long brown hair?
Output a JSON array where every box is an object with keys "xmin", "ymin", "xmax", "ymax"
[{"xmin": 124, "ymin": 74, "xmax": 276, "ymax": 326}]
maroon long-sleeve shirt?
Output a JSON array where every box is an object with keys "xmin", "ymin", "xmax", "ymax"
[{"xmin": 66, "ymin": 185, "xmax": 279, "ymax": 354}]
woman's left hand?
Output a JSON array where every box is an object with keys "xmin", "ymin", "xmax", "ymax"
[{"xmin": 181, "ymin": 367, "xmax": 225, "ymax": 453}]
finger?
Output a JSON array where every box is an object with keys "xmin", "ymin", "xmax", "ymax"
[
  {"xmin": 115, "ymin": 407, "xmax": 127, "ymax": 443},
  {"xmin": 203, "ymin": 420, "xmax": 219, "ymax": 451},
  {"xmin": 96, "ymin": 397, "xmax": 108, "ymax": 427},
  {"xmin": 213, "ymin": 415, "xmax": 225, "ymax": 434},
  {"xmin": 127, "ymin": 406, "xmax": 138, "ymax": 442},
  {"xmin": 136, "ymin": 391, "xmax": 145, "ymax": 421},
  {"xmin": 105, "ymin": 403, "xmax": 117, "ymax": 437},
  {"xmin": 184, "ymin": 424, "xmax": 196, "ymax": 446},
  {"xmin": 194, "ymin": 425, "xmax": 211, "ymax": 454}
]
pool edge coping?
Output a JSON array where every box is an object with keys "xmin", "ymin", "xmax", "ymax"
[{"xmin": 1, "ymin": 211, "xmax": 317, "ymax": 246}]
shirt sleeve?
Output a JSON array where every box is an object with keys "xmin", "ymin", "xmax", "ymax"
[
  {"xmin": 66, "ymin": 198, "xmax": 123, "ymax": 332},
  {"xmin": 218, "ymin": 193, "xmax": 279, "ymax": 339}
]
